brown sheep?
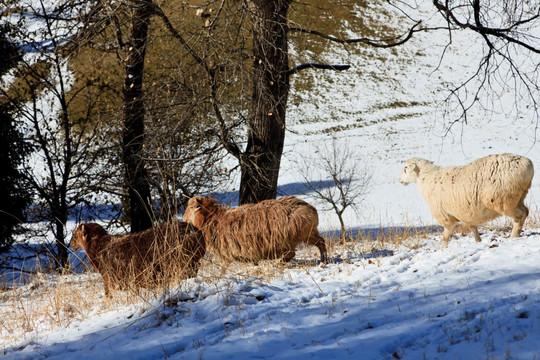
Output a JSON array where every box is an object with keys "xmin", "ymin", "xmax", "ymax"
[
  {"xmin": 71, "ymin": 221, "xmax": 205, "ymax": 295},
  {"xmin": 182, "ymin": 196, "xmax": 328, "ymax": 264}
]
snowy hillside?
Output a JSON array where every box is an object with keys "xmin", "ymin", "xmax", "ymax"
[{"xmin": 2, "ymin": 1, "xmax": 540, "ymax": 359}]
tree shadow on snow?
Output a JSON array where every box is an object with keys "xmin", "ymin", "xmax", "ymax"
[
  {"xmin": 207, "ymin": 180, "xmax": 336, "ymax": 206},
  {"xmin": 0, "ymin": 242, "xmax": 90, "ymax": 287},
  {"xmin": 20, "ymin": 179, "xmax": 334, "ymax": 224}
]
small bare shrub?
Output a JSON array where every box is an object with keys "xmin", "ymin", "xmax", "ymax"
[{"xmin": 297, "ymin": 136, "xmax": 371, "ymax": 241}]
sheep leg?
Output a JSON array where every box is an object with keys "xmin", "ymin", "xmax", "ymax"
[
  {"xmin": 510, "ymin": 222, "xmax": 523, "ymax": 238},
  {"xmin": 442, "ymin": 227, "xmax": 454, "ymax": 248},
  {"xmin": 471, "ymin": 225, "xmax": 481, "ymax": 242},
  {"xmin": 510, "ymin": 201, "xmax": 529, "ymax": 238},
  {"xmin": 308, "ymin": 234, "xmax": 328, "ymax": 264}
]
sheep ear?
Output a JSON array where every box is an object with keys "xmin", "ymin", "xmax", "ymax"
[
  {"xmin": 411, "ymin": 163, "xmax": 419, "ymax": 174},
  {"xmin": 81, "ymin": 224, "xmax": 91, "ymax": 240},
  {"xmin": 194, "ymin": 197, "xmax": 203, "ymax": 211}
]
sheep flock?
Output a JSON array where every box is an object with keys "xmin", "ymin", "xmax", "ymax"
[{"xmin": 71, "ymin": 153, "xmax": 534, "ymax": 293}]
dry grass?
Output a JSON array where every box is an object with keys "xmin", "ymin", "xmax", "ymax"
[
  {"xmin": 0, "ymin": 230, "xmax": 382, "ymax": 348},
  {"xmin": 2, "ymin": 272, "xmax": 103, "ymax": 347},
  {"xmin": 0, "ymin": 234, "xmax": 202, "ymax": 350},
  {"xmin": 0, "ymin": 267, "xmax": 172, "ymax": 349}
]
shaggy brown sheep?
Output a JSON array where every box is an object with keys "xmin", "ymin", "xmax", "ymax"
[
  {"xmin": 182, "ymin": 196, "xmax": 328, "ymax": 264},
  {"xmin": 71, "ymin": 221, "xmax": 205, "ymax": 295}
]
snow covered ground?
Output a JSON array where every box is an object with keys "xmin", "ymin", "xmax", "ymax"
[
  {"xmin": 4, "ymin": 231, "xmax": 540, "ymax": 360},
  {"xmin": 2, "ymin": 1, "xmax": 540, "ymax": 359}
]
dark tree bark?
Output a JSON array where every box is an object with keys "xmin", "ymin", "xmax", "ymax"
[
  {"xmin": 122, "ymin": 0, "xmax": 153, "ymax": 232},
  {"xmin": 239, "ymin": 0, "xmax": 292, "ymax": 205}
]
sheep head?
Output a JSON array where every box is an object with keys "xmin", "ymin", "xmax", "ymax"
[
  {"xmin": 71, "ymin": 223, "xmax": 107, "ymax": 251},
  {"xmin": 71, "ymin": 223, "xmax": 91, "ymax": 251},
  {"xmin": 400, "ymin": 159, "xmax": 420, "ymax": 185},
  {"xmin": 183, "ymin": 196, "xmax": 220, "ymax": 229}
]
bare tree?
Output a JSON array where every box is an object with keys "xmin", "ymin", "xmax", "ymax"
[
  {"xmin": 1, "ymin": 0, "xmax": 114, "ymax": 270},
  {"xmin": 156, "ymin": 1, "xmax": 419, "ymax": 205},
  {"xmin": 237, "ymin": 1, "xmax": 419, "ymax": 204},
  {"xmin": 298, "ymin": 137, "xmax": 371, "ymax": 240},
  {"xmin": 233, "ymin": 0, "xmax": 292, "ymax": 204},
  {"xmin": 241, "ymin": 1, "xmax": 424, "ymax": 204},
  {"xmin": 430, "ymin": 0, "xmax": 540, "ymax": 128},
  {"xmin": 59, "ymin": 0, "xmax": 234, "ymax": 227}
]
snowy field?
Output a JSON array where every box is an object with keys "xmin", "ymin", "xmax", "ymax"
[
  {"xmin": 3, "ymin": 232, "xmax": 540, "ymax": 360},
  {"xmin": 2, "ymin": 2, "xmax": 540, "ymax": 359}
]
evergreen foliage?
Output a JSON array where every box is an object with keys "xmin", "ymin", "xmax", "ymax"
[{"xmin": 0, "ymin": 24, "xmax": 31, "ymax": 253}]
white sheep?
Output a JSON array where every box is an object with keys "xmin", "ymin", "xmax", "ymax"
[{"xmin": 400, "ymin": 153, "xmax": 534, "ymax": 247}]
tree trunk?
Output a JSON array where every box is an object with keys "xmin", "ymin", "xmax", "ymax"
[
  {"xmin": 53, "ymin": 157, "xmax": 69, "ymax": 271},
  {"xmin": 122, "ymin": 1, "xmax": 153, "ymax": 232},
  {"xmin": 239, "ymin": 0, "xmax": 291, "ymax": 205},
  {"xmin": 54, "ymin": 217, "xmax": 68, "ymax": 271}
]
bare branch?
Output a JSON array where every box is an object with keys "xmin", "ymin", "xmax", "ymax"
[
  {"xmin": 432, "ymin": 0, "xmax": 540, "ymax": 54},
  {"xmin": 288, "ymin": 20, "xmax": 423, "ymax": 48},
  {"xmin": 296, "ymin": 137, "xmax": 371, "ymax": 240},
  {"xmin": 430, "ymin": 0, "xmax": 540, "ymax": 139},
  {"xmin": 151, "ymin": 3, "xmax": 243, "ymax": 161},
  {"xmin": 287, "ymin": 63, "xmax": 350, "ymax": 77}
]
